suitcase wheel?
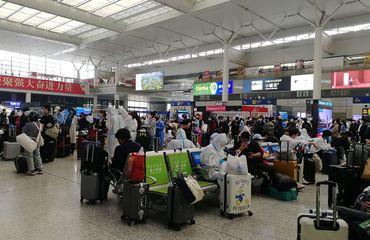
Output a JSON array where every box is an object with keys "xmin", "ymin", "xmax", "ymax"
[
  {"xmin": 189, "ymin": 219, "xmax": 195, "ymax": 225},
  {"xmin": 128, "ymin": 220, "xmax": 135, "ymax": 227},
  {"xmin": 220, "ymin": 210, "xmax": 225, "ymax": 216},
  {"xmin": 228, "ymin": 214, "xmax": 234, "ymax": 220},
  {"xmin": 248, "ymin": 211, "xmax": 253, "ymax": 217}
]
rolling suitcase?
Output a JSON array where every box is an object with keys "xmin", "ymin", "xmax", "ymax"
[
  {"xmin": 321, "ymin": 150, "xmax": 338, "ymax": 174},
  {"xmin": 56, "ymin": 136, "xmax": 71, "ymax": 158},
  {"xmin": 303, "ymin": 153, "xmax": 316, "ymax": 184},
  {"xmin": 347, "ymin": 143, "xmax": 368, "ymax": 167},
  {"xmin": 14, "ymin": 153, "xmax": 28, "ymax": 173},
  {"xmin": 40, "ymin": 139, "xmax": 56, "ymax": 163},
  {"xmin": 3, "ymin": 141, "xmax": 21, "ymax": 161},
  {"xmin": 219, "ymin": 173, "xmax": 253, "ymax": 219},
  {"xmin": 80, "ymin": 143, "xmax": 108, "ymax": 203},
  {"xmin": 121, "ymin": 181, "xmax": 149, "ymax": 226},
  {"xmin": 8, "ymin": 126, "xmax": 16, "ymax": 142},
  {"xmin": 165, "ymin": 150, "xmax": 195, "ymax": 231},
  {"xmin": 297, "ymin": 181, "xmax": 348, "ymax": 240}
]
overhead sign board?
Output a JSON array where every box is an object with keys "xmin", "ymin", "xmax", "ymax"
[{"xmin": 193, "ymin": 81, "xmax": 233, "ymax": 96}]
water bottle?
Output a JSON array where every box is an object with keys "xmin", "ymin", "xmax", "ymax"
[{"xmin": 138, "ymin": 147, "xmax": 144, "ymax": 155}]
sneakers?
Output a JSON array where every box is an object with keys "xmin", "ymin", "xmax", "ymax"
[
  {"xmin": 26, "ymin": 170, "xmax": 36, "ymax": 176},
  {"xmin": 26, "ymin": 169, "xmax": 43, "ymax": 176}
]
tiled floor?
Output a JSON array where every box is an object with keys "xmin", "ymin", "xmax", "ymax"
[{"xmin": 0, "ymin": 157, "xmax": 328, "ymax": 240}]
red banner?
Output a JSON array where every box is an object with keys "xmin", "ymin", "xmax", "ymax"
[
  {"xmin": 0, "ymin": 75, "xmax": 86, "ymax": 95},
  {"xmin": 242, "ymin": 106, "xmax": 268, "ymax": 113},
  {"xmin": 206, "ymin": 105, "xmax": 226, "ymax": 112}
]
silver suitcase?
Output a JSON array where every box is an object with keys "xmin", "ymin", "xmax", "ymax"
[
  {"xmin": 219, "ymin": 173, "xmax": 253, "ymax": 219},
  {"xmin": 3, "ymin": 141, "xmax": 21, "ymax": 160},
  {"xmin": 297, "ymin": 181, "xmax": 348, "ymax": 240}
]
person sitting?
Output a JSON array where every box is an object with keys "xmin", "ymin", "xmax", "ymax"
[
  {"xmin": 110, "ymin": 128, "xmax": 141, "ymax": 172},
  {"xmin": 166, "ymin": 128, "xmax": 196, "ymax": 150},
  {"xmin": 200, "ymin": 133, "xmax": 228, "ymax": 181},
  {"xmin": 312, "ymin": 130, "xmax": 335, "ymax": 159}
]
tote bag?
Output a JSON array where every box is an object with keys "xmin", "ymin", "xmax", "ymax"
[
  {"xmin": 185, "ymin": 175, "xmax": 204, "ymax": 204},
  {"xmin": 16, "ymin": 133, "xmax": 37, "ymax": 152}
]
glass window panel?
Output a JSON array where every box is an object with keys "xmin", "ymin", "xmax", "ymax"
[
  {"xmin": 2, "ymin": 2, "xmax": 21, "ymax": 11},
  {"xmin": 61, "ymin": 0, "xmax": 87, "ymax": 7},
  {"xmin": 23, "ymin": 16, "xmax": 45, "ymax": 26},
  {"xmin": 0, "ymin": 8, "xmax": 15, "ymax": 18},
  {"xmin": 38, "ymin": 20, "xmax": 62, "ymax": 30},
  {"xmin": 50, "ymin": 25, "xmax": 75, "ymax": 33},
  {"xmin": 35, "ymin": 12, "xmax": 55, "ymax": 20},
  {"xmin": 8, "ymin": 11, "xmax": 32, "ymax": 22},
  {"xmin": 20, "ymin": 7, "xmax": 38, "ymax": 15},
  {"xmin": 78, "ymin": 0, "xmax": 111, "ymax": 12}
]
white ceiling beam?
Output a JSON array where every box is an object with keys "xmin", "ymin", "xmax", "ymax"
[
  {"xmin": 0, "ymin": 20, "xmax": 81, "ymax": 46},
  {"xmin": 5, "ymin": 0, "xmax": 127, "ymax": 33},
  {"xmin": 153, "ymin": 0, "xmax": 195, "ymax": 13}
]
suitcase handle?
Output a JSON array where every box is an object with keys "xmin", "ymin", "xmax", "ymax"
[{"xmin": 315, "ymin": 181, "xmax": 338, "ymax": 230}]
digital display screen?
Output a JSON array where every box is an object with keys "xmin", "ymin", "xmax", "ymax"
[
  {"xmin": 279, "ymin": 111, "xmax": 288, "ymax": 120},
  {"xmin": 291, "ymin": 74, "xmax": 314, "ymax": 91},
  {"xmin": 136, "ymin": 71, "xmax": 164, "ymax": 91},
  {"xmin": 331, "ymin": 70, "xmax": 370, "ymax": 89},
  {"xmin": 251, "ymin": 80, "xmax": 263, "ymax": 91},
  {"xmin": 76, "ymin": 107, "xmax": 92, "ymax": 116},
  {"xmin": 190, "ymin": 151, "xmax": 201, "ymax": 166},
  {"xmin": 193, "ymin": 81, "xmax": 233, "ymax": 96},
  {"xmin": 318, "ymin": 108, "xmax": 333, "ymax": 133}
]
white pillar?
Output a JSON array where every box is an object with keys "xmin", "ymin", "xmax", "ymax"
[
  {"xmin": 93, "ymin": 96, "xmax": 98, "ymax": 109},
  {"xmin": 114, "ymin": 93, "xmax": 120, "ymax": 108},
  {"xmin": 94, "ymin": 66, "xmax": 98, "ymax": 87},
  {"xmin": 222, "ymin": 44, "xmax": 230, "ymax": 103},
  {"xmin": 76, "ymin": 70, "xmax": 81, "ymax": 82},
  {"xmin": 25, "ymin": 92, "xmax": 31, "ymax": 103},
  {"xmin": 115, "ymin": 66, "xmax": 120, "ymax": 86},
  {"xmin": 313, "ymin": 27, "xmax": 323, "ymax": 100}
]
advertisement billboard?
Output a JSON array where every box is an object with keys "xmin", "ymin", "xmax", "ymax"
[
  {"xmin": 291, "ymin": 74, "xmax": 314, "ymax": 91},
  {"xmin": 243, "ymin": 98, "xmax": 277, "ymax": 105},
  {"xmin": 193, "ymin": 81, "xmax": 233, "ymax": 96},
  {"xmin": 249, "ymin": 77, "xmax": 291, "ymax": 92},
  {"xmin": 331, "ymin": 70, "xmax": 370, "ymax": 89},
  {"xmin": 318, "ymin": 108, "xmax": 333, "ymax": 133},
  {"xmin": 135, "ymin": 71, "xmax": 164, "ymax": 91}
]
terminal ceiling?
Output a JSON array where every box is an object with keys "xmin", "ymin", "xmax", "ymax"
[{"xmin": 0, "ymin": 0, "xmax": 369, "ymax": 69}]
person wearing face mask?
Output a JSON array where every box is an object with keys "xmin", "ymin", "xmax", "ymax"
[
  {"xmin": 254, "ymin": 116, "xmax": 265, "ymax": 135},
  {"xmin": 106, "ymin": 107, "xmax": 122, "ymax": 160},
  {"xmin": 200, "ymin": 133, "xmax": 228, "ymax": 181},
  {"xmin": 167, "ymin": 127, "xmax": 195, "ymax": 150}
]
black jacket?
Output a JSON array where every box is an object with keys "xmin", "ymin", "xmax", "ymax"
[
  {"xmin": 40, "ymin": 114, "xmax": 55, "ymax": 132},
  {"xmin": 111, "ymin": 141, "xmax": 142, "ymax": 171}
]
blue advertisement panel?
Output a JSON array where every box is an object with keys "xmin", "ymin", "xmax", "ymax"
[
  {"xmin": 353, "ymin": 96, "xmax": 370, "ymax": 104},
  {"xmin": 215, "ymin": 81, "xmax": 233, "ymax": 95}
]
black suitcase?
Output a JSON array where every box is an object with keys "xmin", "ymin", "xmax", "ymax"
[
  {"xmin": 80, "ymin": 142, "xmax": 108, "ymax": 203},
  {"xmin": 164, "ymin": 150, "xmax": 195, "ymax": 231},
  {"xmin": 121, "ymin": 181, "xmax": 149, "ymax": 226},
  {"xmin": 40, "ymin": 139, "xmax": 56, "ymax": 163},
  {"xmin": 14, "ymin": 153, "xmax": 28, "ymax": 173},
  {"xmin": 8, "ymin": 126, "xmax": 16, "ymax": 142},
  {"xmin": 347, "ymin": 143, "xmax": 368, "ymax": 167},
  {"xmin": 321, "ymin": 150, "xmax": 338, "ymax": 174},
  {"xmin": 328, "ymin": 164, "xmax": 363, "ymax": 207},
  {"xmin": 56, "ymin": 136, "xmax": 71, "ymax": 158},
  {"xmin": 303, "ymin": 153, "xmax": 316, "ymax": 184}
]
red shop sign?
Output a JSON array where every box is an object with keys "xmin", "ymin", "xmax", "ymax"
[
  {"xmin": 0, "ymin": 75, "xmax": 86, "ymax": 95},
  {"xmin": 242, "ymin": 106, "xmax": 268, "ymax": 112},
  {"xmin": 206, "ymin": 105, "xmax": 226, "ymax": 112}
]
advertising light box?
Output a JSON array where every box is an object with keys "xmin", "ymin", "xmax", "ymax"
[
  {"xmin": 250, "ymin": 77, "xmax": 290, "ymax": 92},
  {"xmin": 291, "ymin": 74, "xmax": 314, "ymax": 91},
  {"xmin": 331, "ymin": 70, "xmax": 370, "ymax": 89},
  {"xmin": 193, "ymin": 81, "xmax": 233, "ymax": 96},
  {"xmin": 135, "ymin": 71, "xmax": 164, "ymax": 91}
]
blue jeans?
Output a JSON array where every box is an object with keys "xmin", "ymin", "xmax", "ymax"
[{"xmin": 25, "ymin": 147, "xmax": 43, "ymax": 171}]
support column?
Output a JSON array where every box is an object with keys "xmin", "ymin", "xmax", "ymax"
[
  {"xmin": 115, "ymin": 66, "xmax": 120, "ymax": 86},
  {"xmin": 25, "ymin": 92, "xmax": 31, "ymax": 103},
  {"xmin": 94, "ymin": 66, "xmax": 98, "ymax": 87},
  {"xmin": 114, "ymin": 93, "xmax": 120, "ymax": 108},
  {"xmin": 93, "ymin": 96, "xmax": 98, "ymax": 109},
  {"xmin": 313, "ymin": 27, "xmax": 323, "ymax": 100},
  {"xmin": 76, "ymin": 70, "xmax": 81, "ymax": 82},
  {"xmin": 222, "ymin": 44, "xmax": 230, "ymax": 103}
]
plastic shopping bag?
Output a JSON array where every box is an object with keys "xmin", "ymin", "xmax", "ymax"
[{"xmin": 225, "ymin": 155, "xmax": 248, "ymax": 175}]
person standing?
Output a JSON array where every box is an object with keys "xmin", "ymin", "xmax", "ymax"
[
  {"xmin": 40, "ymin": 105, "xmax": 56, "ymax": 163},
  {"xmin": 155, "ymin": 116, "xmax": 165, "ymax": 149},
  {"xmin": 128, "ymin": 112, "xmax": 138, "ymax": 142},
  {"xmin": 147, "ymin": 112, "xmax": 157, "ymax": 151},
  {"xmin": 65, "ymin": 108, "xmax": 77, "ymax": 156},
  {"xmin": 8, "ymin": 110, "xmax": 16, "ymax": 126},
  {"xmin": 0, "ymin": 109, "xmax": 7, "ymax": 128},
  {"xmin": 53, "ymin": 106, "xmax": 65, "ymax": 125},
  {"xmin": 180, "ymin": 114, "xmax": 192, "ymax": 140},
  {"xmin": 106, "ymin": 107, "xmax": 122, "ymax": 160},
  {"xmin": 23, "ymin": 111, "xmax": 44, "ymax": 176},
  {"xmin": 358, "ymin": 118, "xmax": 369, "ymax": 144},
  {"xmin": 231, "ymin": 116, "xmax": 241, "ymax": 139},
  {"xmin": 77, "ymin": 112, "xmax": 89, "ymax": 131}
]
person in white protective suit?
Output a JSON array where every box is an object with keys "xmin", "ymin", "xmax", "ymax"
[
  {"xmin": 117, "ymin": 108, "xmax": 137, "ymax": 141},
  {"xmin": 106, "ymin": 108, "xmax": 123, "ymax": 160},
  {"xmin": 200, "ymin": 133, "xmax": 228, "ymax": 181},
  {"xmin": 210, "ymin": 132, "xmax": 219, "ymax": 145},
  {"xmin": 166, "ymin": 128, "xmax": 196, "ymax": 150},
  {"xmin": 129, "ymin": 113, "xmax": 138, "ymax": 142}
]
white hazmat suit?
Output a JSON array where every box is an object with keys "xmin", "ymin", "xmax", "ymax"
[
  {"xmin": 106, "ymin": 108, "xmax": 123, "ymax": 159},
  {"xmin": 200, "ymin": 133, "xmax": 228, "ymax": 181},
  {"xmin": 167, "ymin": 128, "xmax": 196, "ymax": 150}
]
